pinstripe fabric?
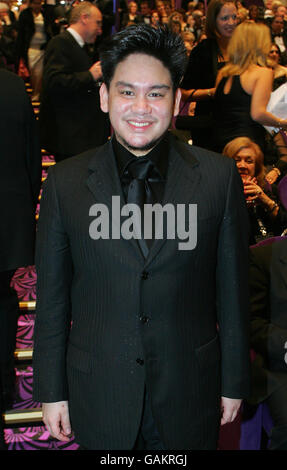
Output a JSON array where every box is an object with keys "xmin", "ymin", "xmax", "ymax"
[{"xmin": 33, "ymin": 134, "xmax": 250, "ymax": 449}]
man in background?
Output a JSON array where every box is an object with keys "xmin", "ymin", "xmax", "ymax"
[{"xmin": 39, "ymin": 1, "xmax": 110, "ymax": 162}]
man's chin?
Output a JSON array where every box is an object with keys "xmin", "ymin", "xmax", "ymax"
[
  {"xmin": 127, "ymin": 140, "xmax": 158, "ymax": 152},
  {"xmin": 118, "ymin": 135, "xmax": 165, "ymax": 155}
]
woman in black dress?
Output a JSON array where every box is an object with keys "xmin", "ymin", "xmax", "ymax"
[
  {"xmin": 178, "ymin": 0, "xmax": 238, "ymax": 149},
  {"xmin": 212, "ymin": 21, "xmax": 287, "ymax": 153}
]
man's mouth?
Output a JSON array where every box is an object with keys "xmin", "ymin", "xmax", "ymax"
[
  {"xmin": 128, "ymin": 121, "xmax": 150, "ymax": 127},
  {"xmin": 127, "ymin": 120, "xmax": 154, "ymax": 129}
]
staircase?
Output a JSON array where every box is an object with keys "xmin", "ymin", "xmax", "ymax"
[{"xmin": 3, "ymin": 90, "xmax": 79, "ymax": 450}]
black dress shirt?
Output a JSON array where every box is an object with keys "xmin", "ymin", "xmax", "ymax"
[{"xmin": 112, "ymin": 133, "xmax": 169, "ymax": 205}]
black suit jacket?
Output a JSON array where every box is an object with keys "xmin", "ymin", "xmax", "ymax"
[
  {"xmin": 39, "ymin": 30, "xmax": 109, "ymax": 157},
  {"xmin": 33, "ymin": 135, "xmax": 250, "ymax": 450},
  {"xmin": 248, "ymin": 238, "xmax": 287, "ymax": 404},
  {"xmin": 0, "ymin": 69, "xmax": 41, "ymax": 272}
]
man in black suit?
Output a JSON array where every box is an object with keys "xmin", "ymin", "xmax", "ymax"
[
  {"xmin": 248, "ymin": 237, "xmax": 287, "ymax": 450},
  {"xmin": 33, "ymin": 24, "xmax": 250, "ymax": 450},
  {"xmin": 39, "ymin": 1, "xmax": 110, "ymax": 162},
  {"xmin": 267, "ymin": 14, "xmax": 287, "ymax": 65},
  {"xmin": 139, "ymin": 0, "xmax": 151, "ymax": 24},
  {"xmin": 0, "ymin": 69, "xmax": 41, "ymax": 450}
]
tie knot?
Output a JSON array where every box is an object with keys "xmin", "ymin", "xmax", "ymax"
[{"xmin": 126, "ymin": 158, "xmax": 156, "ymax": 180}]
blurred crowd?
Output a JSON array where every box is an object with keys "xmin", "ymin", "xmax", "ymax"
[{"xmin": 2, "ymin": 0, "xmax": 287, "ymax": 80}]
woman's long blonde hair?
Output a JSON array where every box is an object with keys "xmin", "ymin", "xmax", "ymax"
[{"xmin": 219, "ymin": 21, "xmax": 272, "ymax": 77}]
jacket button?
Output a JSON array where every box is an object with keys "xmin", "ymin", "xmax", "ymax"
[
  {"xmin": 141, "ymin": 271, "xmax": 149, "ymax": 280},
  {"xmin": 136, "ymin": 358, "xmax": 144, "ymax": 366}
]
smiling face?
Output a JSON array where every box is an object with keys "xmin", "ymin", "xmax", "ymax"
[
  {"xmin": 277, "ymin": 6, "xmax": 287, "ymax": 19},
  {"xmin": 216, "ymin": 2, "xmax": 238, "ymax": 38},
  {"xmin": 269, "ymin": 44, "xmax": 280, "ymax": 63},
  {"xmin": 100, "ymin": 53, "xmax": 181, "ymax": 156},
  {"xmin": 234, "ymin": 147, "xmax": 256, "ymax": 179}
]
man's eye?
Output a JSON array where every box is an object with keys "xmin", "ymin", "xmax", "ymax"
[
  {"xmin": 120, "ymin": 90, "xmax": 134, "ymax": 96},
  {"xmin": 149, "ymin": 92, "xmax": 163, "ymax": 97}
]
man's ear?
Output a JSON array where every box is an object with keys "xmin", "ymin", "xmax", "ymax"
[
  {"xmin": 81, "ymin": 13, "xmax": 89, "ymax": 26},
  {"xmin": 99, "ymin": 82, "xmax": 109, "ymax": 113},
  {"xmin": 173, "ymin": 88, "xmax": 181, "ymax": 117}
]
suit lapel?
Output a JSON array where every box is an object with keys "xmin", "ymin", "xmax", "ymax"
[
  {"xmin": 144, "ymin": 137, "xmax": 201, "ymax": 267},
  {"xmin": 86, "ymin": 140, "xmax": 121, "ymax": 207},
  {"xmin": 86, "ymin": 140, "xmax": 145, "ymax": 260}
]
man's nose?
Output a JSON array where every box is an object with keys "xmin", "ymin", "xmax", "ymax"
[
  {"xmin": 96, "ymin": 21, "xmax": 102, "ymax": 34},
  {"xmin": 131, "ymin": 95, "xmax": 151, "ymax": 114}
]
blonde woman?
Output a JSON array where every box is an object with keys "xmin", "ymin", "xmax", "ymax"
[{"xmin": 212, "ymin": 21, "xmax": 287, "ymax": 153}]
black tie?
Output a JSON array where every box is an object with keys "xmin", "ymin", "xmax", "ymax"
[{"xmin": 122, "ymin": 158, "xmax": 162, "ymax": 256}]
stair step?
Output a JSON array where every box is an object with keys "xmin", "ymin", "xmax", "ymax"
[
  {"xmin": 14, "ymin": 348, "xmax": 33, "ymax": 361},
  {"xmin": 19, "ymin": 301, "xmax": 36, "ymax": 310},
  {"xmin": 3, "ymin": 408, "xmax": 43, "ymax": 426},
  {"xmin": 42, "ymin": 161, "xmax": 55, "ymax": 167}
]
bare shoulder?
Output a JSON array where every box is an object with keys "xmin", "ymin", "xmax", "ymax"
[
  {"xmin": 256, "ymin": 66, "xmax": 273, "ymax": 77},
  {"xmin": 241, "ymin": 66, "xmax": 273, "ymax": 94},
  {"xmin": 251, "ymin": 66, "xmax": 273, "ymax": 81}
]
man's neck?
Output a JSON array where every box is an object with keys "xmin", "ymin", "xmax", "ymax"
[
  {"xmin": 67, "ymin": 25, "xmax": 85, "ymax": 46},
  {"xmin": 68, "ymin": 24, "xmax": 85, "ymax": 42}
]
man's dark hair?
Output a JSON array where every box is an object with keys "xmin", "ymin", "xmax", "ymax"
[{"xmin": 99, "ymin": 24, "xmax": 187, "ymax": 90}]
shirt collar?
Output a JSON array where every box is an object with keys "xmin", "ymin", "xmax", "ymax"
[
  {"xmin": 67, "ymin": 27, "xmax": 85, "ymax": 48},
  {"xmin": 112, "ymin": 133, "xmax": 169, "ymax": 180}
]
